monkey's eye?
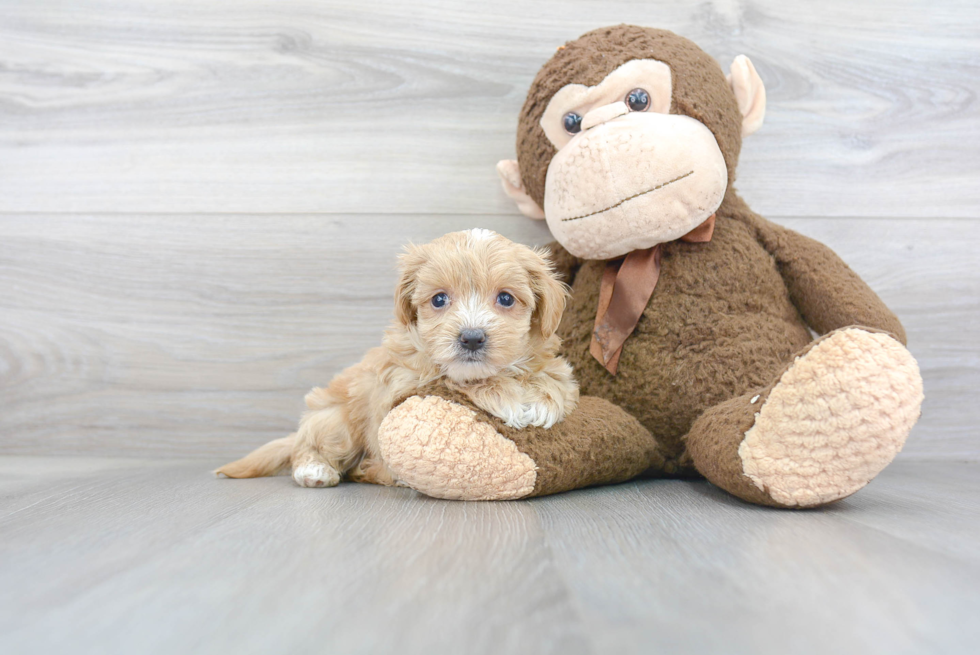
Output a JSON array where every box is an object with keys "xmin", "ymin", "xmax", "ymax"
[
  {"xmin": 563, "ymin": 112, "xmax": 582, "ymax": 134},
  {"xmin": 431, "ymin": 292, "xmax": 449, "ymax": 308},
  {"xmin": 626, "ymin": 88, "xmax": 650, "ymax": 112},
  {"xmin": 496, "ymin": 291, "xmax": 515, "ymax": 308}
]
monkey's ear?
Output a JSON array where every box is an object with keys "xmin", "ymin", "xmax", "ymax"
[
  {"xmin": 727, "ymin": 55, "xmax": 766, "ymax": 137},
  {"xmin": 496, "ymin": 160, "xmax": 545, "ymax": 220}
]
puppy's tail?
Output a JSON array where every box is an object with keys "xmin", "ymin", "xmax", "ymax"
[{"xmin": 214, "ymin": 435, "xmax": 295, "ymax": 478}]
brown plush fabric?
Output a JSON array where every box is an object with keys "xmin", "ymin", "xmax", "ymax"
[
  {"xmin": 684, "ymin": 387, "xmax": 782, "ymax": 507},
  {"xmin": 681, "ymin": 334, "xmax": 835, "ymax": 508},
  {"xmin": 410, "ymin": 384, "xmax": 664, "ymax": 498},
  {"xmin": 517, "ymin": 25, "xmax": 743, "ymax": 208},
  {"xmin": 687, "ymin": 327, "xmax": 920, "ymax": 508},
  {"xmin": 724, "ymin": 194, "xmax": 908, "ymax": 344},
  {"xmin": 521, "ymin": 27, "xmax": 915, "ymax": 506},
  {"xmin": 551, "ymin": 179, "xmax": 912, "ymax": 466},
  {"xmin": 556, "ymin": 206, "xmax": 815, "ymax": 472}
]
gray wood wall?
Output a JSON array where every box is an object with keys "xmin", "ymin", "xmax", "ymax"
[{"xmin": 1, "ymin": 0, "xmax": 977, "ymax": 460}]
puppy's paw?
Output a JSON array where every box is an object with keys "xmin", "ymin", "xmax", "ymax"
[
  {"xmin": 292, "ymin": 462, "xmax": 341, "ymax": 488},
  {"xmin": 524, "ymin": 399, "xmax": 565, "ymax": 429},
  {"xmin": 498, "ymin": 402, "xmax": 532, "ymax": 429},
  {"xmin": 501, "ymin": 400, "xmax": 564, "ymax": 430}
]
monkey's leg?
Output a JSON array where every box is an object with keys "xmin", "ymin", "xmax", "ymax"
[
  {"xmin": 378, "ymin": 390, "xmax": 664, "ymax": 501},
  {"xmin": 685, "ymin": 327, "xmax": 923, "ymax": 508}
]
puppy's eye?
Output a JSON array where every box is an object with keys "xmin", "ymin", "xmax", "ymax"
[
  {"xmin": 496, "ymin": 291, "xmax": 515, "ymax": 308},
  {"xmin": 626, "ymin": 88, "xmax": 650, "ymax": 112},
  {"xmin": 431, "ymin": 292, "xmax": 449, "ymax": 309},
  {"xmin": 563, "ymin": 112, "xmax": 582, "ymax": 134}
]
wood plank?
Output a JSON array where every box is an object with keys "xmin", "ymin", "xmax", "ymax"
[
  {"xmin": 532, "ymin": 460, "xmax": 980, "ymax": 654},
  {"xmin": 0, "ymin": 457, "xmax": 589, "ymax": 655},
  {"xmin": 830, "ymin": 460, "xmax": 980, "ymax": 564},
  {"xmin": 0, "ymin": 457, "xmax": 977, "ymax": 654},
  {"xmin": 0, "ymin": 214, "xmax": 975, "ymax": 459},
  {"xmin": 0, "ymin": 0, "xmax": 977, "ymax": 217},
  {"xmin": 0, "ymin": 213, "xmax": 552, "ymax": 457}
]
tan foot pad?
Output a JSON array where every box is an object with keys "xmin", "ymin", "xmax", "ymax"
[
  {"xmin": 378, "ymin": 396, "xmax": 537, "ymax": 501},
  {"xmin": 739, "ymin": 329, "xmax": 923, "ymax": 507}
]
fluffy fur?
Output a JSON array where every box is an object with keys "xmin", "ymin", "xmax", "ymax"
[{"xmin": 216, "ymin": 229, "xmax": 578, "ymax": 488}]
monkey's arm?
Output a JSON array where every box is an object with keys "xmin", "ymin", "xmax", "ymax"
[
  {"xmin": 542, "ymin": 241, "xmax": 583, "ymax": 286},
  {"xmin": 750, "ymin": 215, "xmax": 907, "ymax": 345}
]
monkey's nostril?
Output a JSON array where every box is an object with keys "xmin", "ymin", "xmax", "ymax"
[{"xmin": 459, "ymin": 328, "xmax": 487, "ymax": 352}]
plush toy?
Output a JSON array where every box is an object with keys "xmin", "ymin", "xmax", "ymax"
[{"xmin": 377, "ymin": 25, "xmax": 924, "ymax": 508}]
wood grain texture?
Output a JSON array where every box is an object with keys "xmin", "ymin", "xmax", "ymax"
[
  {"xmin": 0, "ymin": 0, "xmax": 977, "ymax": 217},
  {"xmin": 0, "ymin": 214, "xmax": 975, "ymax": 459},
  {"xmin": 1, "ymin": 5, "xmax": 977, "ymax": 652},
  {"xmin": 0, "ymin": 457, "xmax": 977, "ymax": 654},
  {"xmin": 0, "ymin": 1, "xmax": 976, "ymax": 461}
]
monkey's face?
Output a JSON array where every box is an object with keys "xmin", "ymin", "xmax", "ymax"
[
  {"xmin": 497, "ymin": 27, "xmax": 766, "ymax": 262},
  {"xmin": 539, "ymin": 59, "xmax": 727, "ymax": 260}
]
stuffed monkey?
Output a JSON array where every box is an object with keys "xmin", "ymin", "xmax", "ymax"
[{"xmin": 378, "ymin": 25, "xmax": 923, "ymax": 508}]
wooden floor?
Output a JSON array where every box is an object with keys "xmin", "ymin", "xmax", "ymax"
[{"xmin": 0, "ymin": 457, "xmax": 977, "ymax": 654}]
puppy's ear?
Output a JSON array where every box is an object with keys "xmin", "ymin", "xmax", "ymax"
[
  {"xmin": 524, "ymin": 247, "xmax": 569, "ymax": 340},
  {"xmin": 394, "ymin": 244, "xmax": 427, "ymax": 326}
]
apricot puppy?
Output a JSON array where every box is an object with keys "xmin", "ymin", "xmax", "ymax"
[{"xmin": 216, "ymin": 229, "xmax": 578, "ymax": 487}]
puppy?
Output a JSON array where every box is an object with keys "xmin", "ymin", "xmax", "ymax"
[{"xmin": 216, "ymin": 229, "xmax": 579, "ymax": 488}]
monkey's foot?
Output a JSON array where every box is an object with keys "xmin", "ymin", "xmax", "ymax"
[
  {"xmin": 378, "ymin": 391, "xmax": 660, "ymax": 501},
  {"xmin": 689, "ymin": 328, "xmax": 923, "ymax": 508},
  {"xmin": 378, "ymin": 396, "xmax": 538, "ymax": 500}
]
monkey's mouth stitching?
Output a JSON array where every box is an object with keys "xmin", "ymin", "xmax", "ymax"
[{"xmin": 560, "ymin": 170, "xmax": 695, "ymax": 222}]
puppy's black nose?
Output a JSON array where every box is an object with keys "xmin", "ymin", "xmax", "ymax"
[{"xmin": 459, "ymin": 328, "xmax": 487, "ymax": 352}]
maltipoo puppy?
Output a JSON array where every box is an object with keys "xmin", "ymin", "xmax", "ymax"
[{"xmin": 216, "ymin": 229, "xmax": 579, "ymax": 488}]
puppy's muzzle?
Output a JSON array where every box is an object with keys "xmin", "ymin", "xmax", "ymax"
[{"xmin": 459, "ymin": 328, "xmax": 487, "ymax": 352}]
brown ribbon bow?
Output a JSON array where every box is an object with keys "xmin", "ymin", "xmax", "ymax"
[{"xmin": 590, "ymin": 214, "xmax": 716, "ymax": 375}]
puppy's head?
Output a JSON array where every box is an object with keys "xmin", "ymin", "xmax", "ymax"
[{"xmin": 394, "ymin": 229, "xmax": 567, "ymax": 382}]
